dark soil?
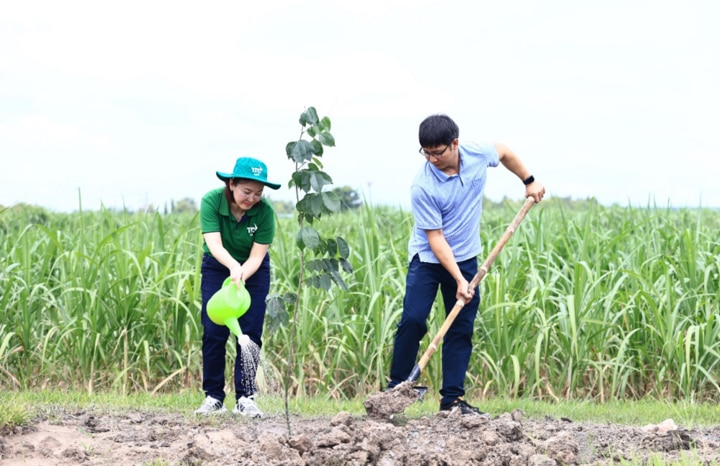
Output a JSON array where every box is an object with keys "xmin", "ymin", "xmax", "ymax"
[{"xmin": 3, "ymin": 407, "xmax": 720, "ymax": 465}]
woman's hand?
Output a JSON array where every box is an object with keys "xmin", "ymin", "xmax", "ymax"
[{"xmin": 229, "ymin": 263, "xmax": 244, "ymax": 289}]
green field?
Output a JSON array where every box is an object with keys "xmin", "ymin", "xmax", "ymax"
[{"xmin": 1, "ymin": 199, "xmax": 719, "ymax": 405}]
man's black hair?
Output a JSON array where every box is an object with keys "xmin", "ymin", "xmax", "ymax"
[{"xmin": 418, "ymin": 114, "xmax": 459, "ymax": 148}]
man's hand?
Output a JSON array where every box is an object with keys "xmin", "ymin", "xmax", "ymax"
[
  {"xmin": 525, "ymin": 180, "xmax": 546, "ymax": 203},
  {"xmin": 456, "ymin": 277, "xmax": 475, "ymax": 302}
]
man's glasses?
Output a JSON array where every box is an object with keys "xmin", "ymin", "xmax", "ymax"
[{"xmin": 419, "ymin": 143, "xmax": 451, "ymax": 159}]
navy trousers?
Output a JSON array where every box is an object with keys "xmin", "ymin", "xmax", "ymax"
[
  {"xmin": 200, "ymin": 253, "xmax": 270, "ymax": 402},
  {"xmin": 388, "ymin": 254, "xmax": 480, "ymax": 405}
]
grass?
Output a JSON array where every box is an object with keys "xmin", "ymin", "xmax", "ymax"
[
  {"xmin": 629, "ymin": 455, "xmax": 720, "ymax": 466},
  {"xmin": 3, "ymin": 389, "xmax": 720, "ymax": 429}
]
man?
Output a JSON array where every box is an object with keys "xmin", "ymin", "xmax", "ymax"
[{"xmin": 386, "ymin": 114, "xmax": 545, "ymax": 415}]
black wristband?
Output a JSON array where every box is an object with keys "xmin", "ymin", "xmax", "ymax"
[{"xmin": 523, "ymin": 175, "xmax": 535, "ymax": 186}]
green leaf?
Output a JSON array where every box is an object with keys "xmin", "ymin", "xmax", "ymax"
[
  {"xmin": 290, "ymin": 140, "xmax": 315, "ymax": 163},
  {"xmin": 293, "ymin": 171, "xmax": 313, "ymax": 193},
  {"xmin": 265, "ymin": 294, "xmax": 291, "ymax": 331},
  {"xmin": 301, "ymin": 107, "xmax": 319, "ymax": 126},
  {"xmin": 317, "ymin": 132, "xmax": 335, "ymax": 147},
  {"xmin": 296, "ymin": 226, "xmax": 321, "ymax": 250},
  {"xmin": 308, "ymin": 275, "xmax": 331, "ymax": 290},
  {"xmin": 309, "ymin": 258, "xmax": 336, "ymax": 272},
  {"xmin": 329, "ymin": 270, "xmax": 348, "ymax": 291},
  {"xmin": 285, "ymin": 141, "xmax": 296, "ymax": 159},
  {"xmin": 310, "ymin": 171, "xmax": 333, "ymax": 193},
  {"xmin": 321, "ymin": 192, "xmax": 341, "ymax": 213},
  {"xmin": 296, "ymin": 193, "xmax": 310, "ymax": 214},
  {"xmin": 307, "ymin": 107, "xmax": 319, "ymax": 125},
  {"xmin": 291, "ymin": 171, "xmax": 302, "ymax": 190},
  {"xmin": 309, "ymin": 194, "xmax": 324, "ymax": 217},
  {"xmin": 307, "ymin": 259, "xmax": 324, "ymax": 273},
  {"xmin": 310, "ymin": 139, "xmax": 324, "ymax": 156},
  {"xmin": 322, "ymin": 258, "xmax": 335, "ymax": 272},
  {"xmin": 340, "ymin": 257, "xmax": 353, "ymax": 274},
  {"xmin": 337, "ymin": 237, "xmax": 350, "ymax": 259},
  {"xmin": 308, "ymin": 159, "xmax": 324, "ymax": 170},
  {"xmin": 318, "ymin": 273, "xmax": 332, "ymax": 291},
  {"xmin": 319, "ymin": 116, "xmax": 331, "ymax": 132},
  {"xmin": 326, "ymin": 238, "xmax": 337, "ymax": 257}
]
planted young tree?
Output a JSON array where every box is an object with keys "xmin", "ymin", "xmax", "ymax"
[{"xmin": 266, "ymin": 107, "xmax": 353, "ymax": 433}]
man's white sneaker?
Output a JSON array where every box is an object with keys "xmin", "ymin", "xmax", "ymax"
[
  {"xmin": 194, "ymin": 396, "xmax": 227, "ymax": 415},
  {"xmin": 233, "ymin": 396, "xmax": 263, "ymax": 418}
]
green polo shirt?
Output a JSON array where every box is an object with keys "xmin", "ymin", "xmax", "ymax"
[{"xmin": 200, "ymin": 187, "xmax": 276, "ymax": 262}]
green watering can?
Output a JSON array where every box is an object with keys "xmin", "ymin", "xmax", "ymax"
[{"xmin": 207, "ymin": 277, "xmax": 251, "ymax": 338}]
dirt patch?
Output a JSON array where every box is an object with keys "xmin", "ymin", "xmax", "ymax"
[
  {"xmin": 2, "ymin": 407, "xmax": 720, "ymax": 465},
  {"xmin": 363, "ymin": 382, "xmax": 420, "ymax": 419}
]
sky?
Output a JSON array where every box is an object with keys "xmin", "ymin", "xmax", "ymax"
[{"xmin": 1, "ymin": 0, "xmax": 719, "ymax": 212}]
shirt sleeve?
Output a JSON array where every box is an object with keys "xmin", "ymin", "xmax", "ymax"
[
  {"xmin": 410, "ymin": 184, "xmax": 443, "ymax": 231},
  {"xmin": 464, "ymin": 141, "xmax": 500, "ymax": 168},
  {"xmin": 200, "ymin": 191, "xmax": 221, "ymax": 234}
]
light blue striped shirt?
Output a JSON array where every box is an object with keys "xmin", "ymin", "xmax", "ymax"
[{"xmin": 408, "ymin": 142, "xmax": 500, "ymax": 264}]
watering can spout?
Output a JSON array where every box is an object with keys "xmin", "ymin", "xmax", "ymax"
[
  {"xmin": 225, "ymin": 318, "xmax": 243, "ymax": 338},
  {"xmin": 207, "ymin": 277, "xmax": 251, "ymax": 338}
]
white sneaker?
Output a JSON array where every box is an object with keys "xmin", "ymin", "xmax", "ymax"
[
  {"xmin": 233, "ymin": 396, "xmax": 263, "ymax": 418},
  {"xmin": 194, "ymin": 396, "xmax": 227, "ymax": 415}
]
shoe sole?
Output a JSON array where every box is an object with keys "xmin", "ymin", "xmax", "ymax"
[{"xmin": 439, "ymin": 405, "xmax": 490, "ymax": 417}]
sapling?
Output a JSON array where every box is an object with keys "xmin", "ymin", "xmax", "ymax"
[{"xmin": 266, "ymin": 107, "xmax": 354, "ymax": 434}]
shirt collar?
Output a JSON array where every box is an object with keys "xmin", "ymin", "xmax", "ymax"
[{"xmin": 427, "ymin": 154, "xmax": 463, "ymax": 183}]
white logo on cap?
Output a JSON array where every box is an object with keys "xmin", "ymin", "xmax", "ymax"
[{"xmin": 251, "ymin": 167, "xmax": 263, "ymax": 175}]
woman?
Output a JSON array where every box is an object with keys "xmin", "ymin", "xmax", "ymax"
[{"xmin": 195, "ymin": 156, "xmax": 281, "ymax": 417}]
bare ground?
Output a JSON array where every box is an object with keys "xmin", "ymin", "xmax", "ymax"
[{"xmin": 2, "ymin": 406, "xmax": 720, "ymax": 465}]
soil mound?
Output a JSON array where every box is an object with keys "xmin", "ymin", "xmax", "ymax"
[{"xmin": 3, "ymin": 408, "xmax": 720, "ymax": 465}]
